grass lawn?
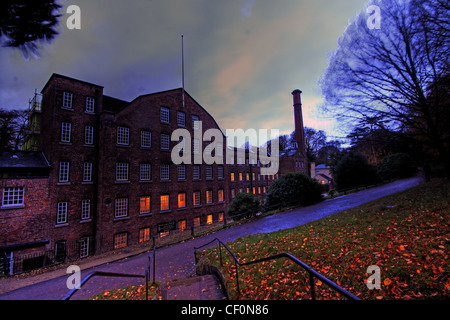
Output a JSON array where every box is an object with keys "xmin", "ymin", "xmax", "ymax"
[{"xmin": 199, "ymin": 178, "xmax": 450, "ymax": 300}]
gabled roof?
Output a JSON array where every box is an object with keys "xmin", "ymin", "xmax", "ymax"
[{"xmin": 0, "ymin": 151, "xmax": 50, "ymax": 168}]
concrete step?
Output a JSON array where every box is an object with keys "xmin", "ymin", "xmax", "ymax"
[{"xmin": 160, "ymin": 274, "xmax": 228, "ymax": 300}]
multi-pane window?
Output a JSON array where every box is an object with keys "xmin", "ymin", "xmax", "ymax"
[
  {"xmin": 160, "ymin": 164, "xmax": 170, "ymax": 181},
  {"xmin": 193, "ymin": 217, "xmax": 201, "ymax": 227},
  {"xmin": 246, "ymin": 173, "xmax": 250, "ymax": 181},
  {"xmin": 231, "ymin": 189, "xmax": 236, "ymax": 198},
  {"xmin": 177, "ymin": 165, "xmax": 186, "ymax": 180},
  {"xmin": 239, "ymin": 173, "xmax": 243, "ymax": 181},
  {"xmin": 115, "ymin": 198, "xmax": 128, "ymax": 218},
  {"xmin": 59, "ymin": 161, "xmax": 70, "ymax": 183},
  {"xmin": 85, "ymin": 126, "xmax": 94, "ymax": 145},
  {"xmin": 207, "ymin": 214, "xmax": 213, "ymax": 225},
  {"xmin": 160, "ymin": 195, "xmax": 170, "ymax": 211},
  {"xmin": 217, "ymin": 143, "xmax": 223, "ymax": 157},
  {"xmin": 218, "ymin": 166, "xmax": 224, "ymax": 179},
  {"xmin": 117, "ymin": 127, "xmax": 129, "ymax": 145},
  {"xmin": 204, "ymin": 141, "xmax": 213, "ymax": 156},
  {"xmin": 139, "ymin": 228, "xmax": 151, "ymax": 243},
  {"xmin": 2, "ymin": 187, "xmax": 24, "ymax": 207},
  {"xmin": 85, "ymin": 97, "xmax": 95, "ymax": 113},
  {"xmin": 116, "ymin": 162, "xmax": 129, "ymax": 181},
  {"xmin": 61, "ymin": 122, "xmax": 71, "ymax": 143},
  {"xmin": 160, "ymin": 107, "xmax": 170, "ymax": 123},
  {"xmin": 81, "ymin": 199, "xmax": 91, "ymax": 220},
  {"xmin": 192, "ymin": 115, "xmax": 200, "ymax": 130},
  {"xmin": 218, "ymin": 212, "xmax": 224, "ymax": 222},
  {"xmin": 193, "ymin": 191, "xmax": 201, "ymax": 206},
  {"xmin": 193, "ymin": 139, "xmax": 200, "ymax": 154},
  {"xmin": 83, "ymin": 162, "xmax": 93, "ymax": 182},
  {"xmin": 140, "ymin": 196, "xmax": 151, "ymax": 214},
  {"xmin": 178, "ymin": 193, "xmax": 186, "ymax": 208},
  {"xmin": 80, "ymin": 237, "xmax": 89, "ymax": 258},
  {"xmin": 114, "ymin": 233, "xmax": 127, "ymax": 249},
  {"xmin": 206, "ymin": 190, "xmax": 213, "ymax": 204},
  {"xmin": 230, "ymin": 172, "xmax": 235, "ymax": 181},
  {"xmin": 141, "ymin": 130, "xmax": 151, "ymax": 148},
  {"xmin": 57, "ymin": 202, "xmax": 68, "ymax": 224},
  {"xmin": 177, "ymin": 111, "xmax": 186, "ymax": 127},
  {"xmin": 161, "ymin": 134, "xmax": 170, "ymax": 150},
  {"xmin": 178, "ymin": 220, "xmax": 186, "ymax": 231},
  {"xmin": 140, "ymin": 163, "xmax": 151, "ymax": 181},
  {"xmin": 206, "ymin": 166, "xmax": 213, "ymax": 180},
  {"xmin": 63, "ymin": 92, "xmax": 73, "ymax": 109},
  {"xmin": 193, "ymin": 165, "xmax": 200, "ymax": 180},
  {"xmin": 218, "ymin": 189, "xmax": 224, "ymax": 202}
]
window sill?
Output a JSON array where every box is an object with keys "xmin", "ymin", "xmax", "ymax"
[
  {"xmin": 116, "ymin": 144, "xmax": 131, "ymax": 148},
  {"xmin": 114, "ymin": 216, "xmax": 130, "ymax": 222},
  {"xmin": 1, "ymin": 205, "xmax": 25, "ymax": 210},
  {"xmin": 57, "ymin": 182, "xmax": 71, "ymax": 186},
  {"xmin": 81, "ymin": 181, "xmax": 94, "ymax": 185},
  {"xmin": 139, "ymin": 180, "xmax": 152, "ymax": 183},
  {"xmin": 139, "ymin": 213, "xmax": 152, "ymax": 217},
  {"xmin": 80, "ymin": 219, "xmax": 92, "ymax": 224},
  {"xmin": 160, "ymin": 209, "xmax": 172, "ymax": 214},
  {"xmin": 55, "ymin": 223, "xmax": 68, "ymax": 228},
  {"xmin": 115, "ymin": 180, "xmax": 130, "ymax": 184},
  {"xmin": 59, "ymin": 142, "xmax": 72, "ymax": 146}
]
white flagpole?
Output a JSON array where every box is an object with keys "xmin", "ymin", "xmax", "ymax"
[{"xmin": 182, "ymin": 35, "xmax": 185, "ymax": 108}]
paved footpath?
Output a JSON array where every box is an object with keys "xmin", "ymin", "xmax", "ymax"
[{"xmin": 0, "ymin": 176, "xmax": 424, "ymax": 300}]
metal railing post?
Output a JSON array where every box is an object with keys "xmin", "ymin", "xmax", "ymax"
[
  {"xmin": 219, "ymin": 243, "xmax": 223, "ymax": 266},
  {"xmin": 152, "ymin": 248, "xmax": 156, "ymax": 285},
  {"xmin": 309, "ymin": 272, "xmax": 316, "ymax": 300},
  {"xmin": 235, "ymin": 261, "xmax": 240, "ymax": 299}
]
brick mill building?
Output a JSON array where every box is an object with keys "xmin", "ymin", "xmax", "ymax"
[{"xmin": 0, "ymin": 73, "xmax": 307, "ymax": 275}]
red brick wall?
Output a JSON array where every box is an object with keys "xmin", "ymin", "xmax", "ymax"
[{"xmin": 0, "ymin": 178, "xmax": 50, "ymax": 248}]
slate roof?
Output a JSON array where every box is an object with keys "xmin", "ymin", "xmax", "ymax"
[{"xmin": 0, "ymin": 151, "xmax": 50, "ymax": 168}]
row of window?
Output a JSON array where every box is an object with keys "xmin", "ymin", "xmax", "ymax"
[
  {"xmin": 58, "ymin": 161, "xmax": 225, "ymax": 183},
  {"xmin": 60, "ymin": 122, "xmax": 224, "ymax": 156},
  {"xmin": 55, "ymin": 190, "xmax": 225, "ymax": 225},
  {"xmin": 114, "ymin": 212, "xmax": 224, "ymax": 249},
  {"xmin": 62, "ymin": 92, "xmax": 95, "ymax": 113},
  {"xmin": 231, "ymin": 186, "xmax": 267, "ymax": 198},
  {"xmin": 230, "ymin": 172, "xmax": 278, "ymax": 182}
]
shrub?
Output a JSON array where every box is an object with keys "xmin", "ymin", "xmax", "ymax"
[
  {"xmin": 227, "ymin": 192, "xmax": 261, "ymax": 220},
  {"xmin": 378, "ymin": 153, "xmax": 416, "ymax": 180},
  {"xmin": 265, "ymin": 172, "xmax": 323, "ymax": 210},
  {"xmin": 334, "ymin": 152, "xmax": 378, "ymax": 190}
]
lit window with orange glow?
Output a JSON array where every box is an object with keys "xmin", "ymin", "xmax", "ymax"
[
  {"xmin": 178, "ymin": 193, "xmax": 186, "ymax": 208},
  {"xmin": 160, "ymin": 195, "xmax": 169, "ymax": 211},
  {"xmin": 140, "ymin": 196, "xmax": 150, "ymax": 214}
]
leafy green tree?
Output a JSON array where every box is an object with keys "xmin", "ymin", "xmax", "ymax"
[
  {"xmin": 265, "ymin": 172, "xmax": 323, "ymax": 210},
  {"xmin": 227, "ymin": 192, "xmax": 261, "ymax": 220}
]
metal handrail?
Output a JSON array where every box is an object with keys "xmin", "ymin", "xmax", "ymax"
[
  {"xmin": 61, "ymin": 246, "xmax": 156, "ymax": 300},
  {"xmin": 194, "ymin": 238, "xmax": 360, "ymax": 300}
]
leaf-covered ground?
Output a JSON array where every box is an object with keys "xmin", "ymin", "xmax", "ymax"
[
  {"xmin": 200, "ymin": 178, "xmax": 450, "ymax": 300},
  {"xmin": 89, "ymin": 283, "xmax": 160, "ymax": 300}
]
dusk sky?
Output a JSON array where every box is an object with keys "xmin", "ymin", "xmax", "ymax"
[{"xmin": 1, "ymin": 0, "xmax": 369, "ymax": 143}]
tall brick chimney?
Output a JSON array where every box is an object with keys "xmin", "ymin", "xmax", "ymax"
[{"xmin": 292, "ymin": 89, "xmax": 306, "ymax": 156}]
